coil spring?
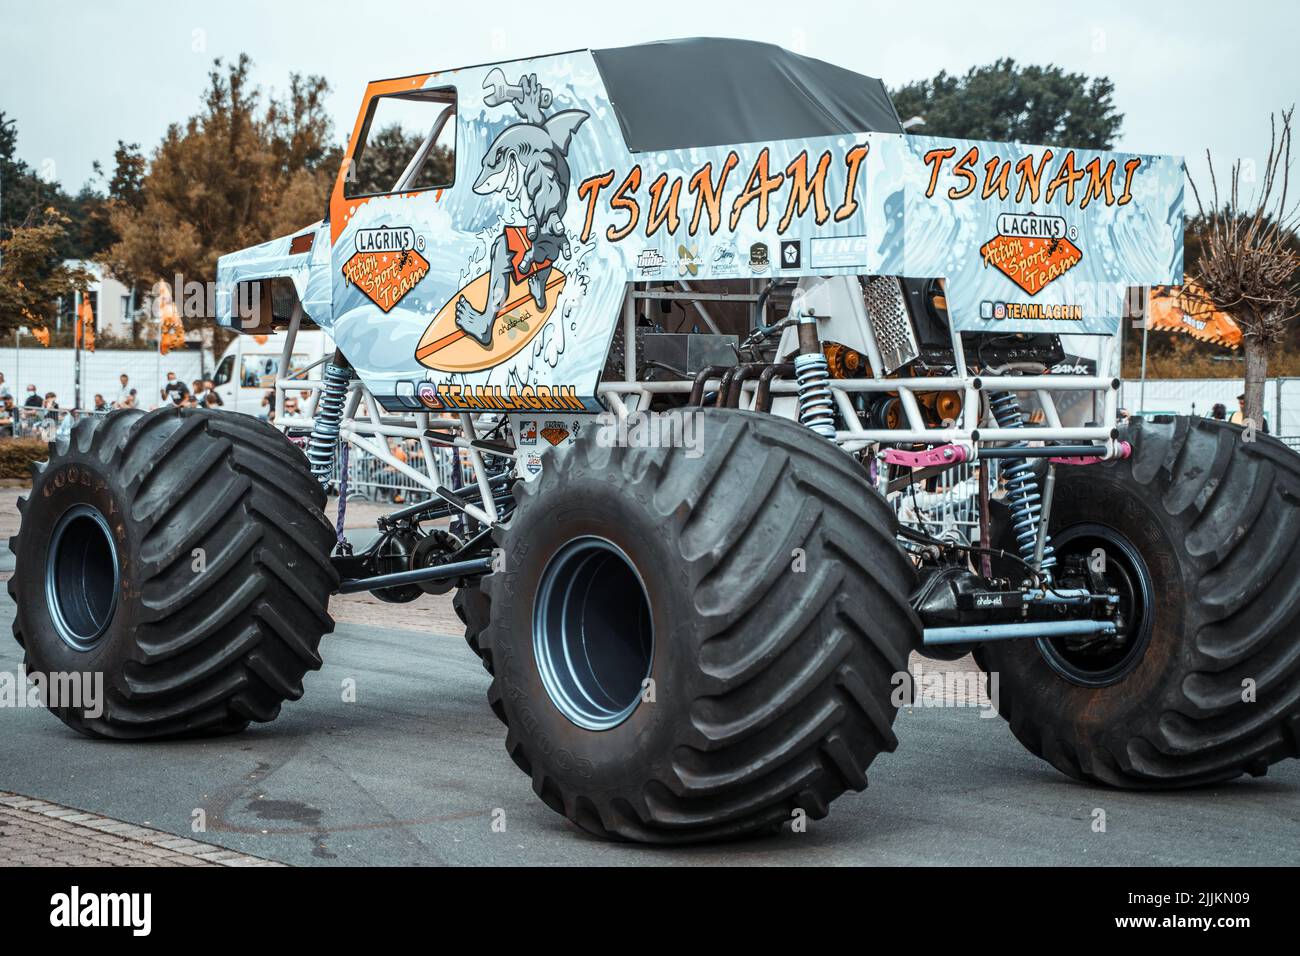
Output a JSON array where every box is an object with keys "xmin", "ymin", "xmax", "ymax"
[
  {"xmin": 306, "ymin": 360, "xmax": 352, "ymax": 486},
  {"xmin": 989, "ymin": 391, "xmax": 1056, "ymax": 581},
  {"xmin": 794, "ymin": 352, "xmax": 836, "ymax": 439}
]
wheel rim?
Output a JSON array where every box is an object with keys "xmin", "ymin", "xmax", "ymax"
[
  {"xmin": 1036, "ymin": 523, "xmax": 1154, "ymax": 688},
  {"xmin": 45, "ymin": 504, "xmax": 120, "ymax": 652},
  {"xmin": 533, "ymin": 536, "xmax": 654, "ymax": 731}
]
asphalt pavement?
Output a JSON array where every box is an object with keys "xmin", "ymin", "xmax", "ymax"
[{"xmin": 2, "ymin": 562, "xmax": 1297, "ymax": 865}]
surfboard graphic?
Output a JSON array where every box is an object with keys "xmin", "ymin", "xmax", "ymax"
[{"xmin": 415, "ymin": 269, "xmax": 566, "ymax": 372}]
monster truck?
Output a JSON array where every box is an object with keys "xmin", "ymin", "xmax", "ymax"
[{"xmin": 13, "ymin": 38, "xmax": 1300, "ymax": 842}]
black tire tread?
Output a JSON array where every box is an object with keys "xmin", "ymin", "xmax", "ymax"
[
  {"xmin": 10, "ymin": 407, "xmax": 338, "ymax": 739},
  {"xmin": 453, "ymin": 585, "xmax": 493, "ymax": 672},
  {"xmin": 481, "ymin": 409, "xmax": 919, "ymax": 842},
  {"xmin": 977, "ymin": 416, "xmax": 1300, "ymax": 787}
]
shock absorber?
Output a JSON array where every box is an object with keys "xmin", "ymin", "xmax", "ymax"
[
  {"xmin": 305, "ymin": 351, "xmax": 353, "ymax": 487},
  {"xmin": 988, "ymin": 391, "xmax": 1056, "ymax": 582},
  {"xmin": 794, "ymin": 311, "xmax": 836, "ymax": 439}
]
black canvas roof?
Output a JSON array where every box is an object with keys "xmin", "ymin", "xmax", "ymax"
[{"xmin": 591, "ymin": 37, "xmax": 902, "ymax": 153}]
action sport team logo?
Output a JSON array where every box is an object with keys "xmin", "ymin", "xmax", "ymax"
[
  {"xmin": 342, "ymin": 226, "xmax": 430, "ymax": 313},
  {"xmin": 979, "ymin": 213, "xmax": 1082, "ymax": 296}
]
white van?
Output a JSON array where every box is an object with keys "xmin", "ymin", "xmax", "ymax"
[{"xmin": 211, "ymin": 329, "xmax": 334, "ymax": 415}]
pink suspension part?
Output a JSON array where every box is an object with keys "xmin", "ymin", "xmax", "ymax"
[{"xmin": 882, "ymin": 444, "xmax": 970, "ymax": 468}]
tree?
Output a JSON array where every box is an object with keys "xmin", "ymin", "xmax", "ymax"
[
  {"xmin": 3, "ymin": 113, "xmax": 128, "ymax": 265},
  {"xmin": 351, "ymin": 125, "xmax": 454, "ymax": 197},
  {"xmin": 0, "ymin": 207, "xmax": 93, "ymax": 336},
  {"xmin": 103, "ymin": 140, "xmax": 147, "ymax": 210},
  {"xmin": 1, "ymin": 114, "xmax": 100, "ymax": 338},
  {"xmin": 1185, "ymin": 108, "xmax": 1300, "ymax": 427},
  {"xmin": 891, "ymin": 59, "xmax": 1123, "ymax": 149},
  {"xmin": 106, "ymin": 55, "xmax": 342, "ymax": 327},
  {"xmin": 1, "ymin": 112, "xmax": 53, "ymax": 243}
]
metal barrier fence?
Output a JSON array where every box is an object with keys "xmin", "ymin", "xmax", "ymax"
[
  {"xmin": 2, "ymin": 406, "xmax": 108, "ymax": 443},
  {"xmin": 330, "ymin": 440, "xmax": 470, "ymax": 505},
  {"xmin": 0, "ymin": 406, "xmax": 461, "ymax": 507},
  {"xmin": 888, "ymin": 460, "xmax": 996, "ymax": 546},
  {"xmin": 1, "ymin": 405, "xmax": 475, "ymax": 506}
]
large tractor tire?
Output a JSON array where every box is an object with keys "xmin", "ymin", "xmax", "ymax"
[
  {"xmin": 9, "ymin": 407, "xmax": 338, "ymax": 739},
  {"xmin": 478, "ymin": 408, "xmax": 920, "ymax": 842},
  {"xmin": 977, "ymin": 416, "xmax": 1300, "ymax": 787}
]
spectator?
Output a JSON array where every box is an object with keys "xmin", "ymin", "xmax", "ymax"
[
  {"xmin": 93, "ymin": 394, "xmax": 107, "ymax": 412},
  {"xmin": 203, "ymin": 391, "xmax": 222, "ymax": 409},
  {"xmin": 259, "ymin": 389, "xmax": 275, "ymax": 421},
  {"xmin": 1230, "ymin": 393, "xmax": 1270, "ymax": 433},
  {"xmin": 161, "ymin": 372, "xmax": 188, "ymax": 406},
  {"xmin": 191, "ymin": 379, "xmax": 206, "ymax": 403},
  {"xmin": 0, "ymin": 372, "xmax": 10, "ymax": 402},
  {"xmin": 1211, "ymin": 403, "xmax": 1227, "ymax": 421},
  {"xmin": 43, "ymin": 392, "xmax": 59, "ymax": 419},
  {"xmin": 23, "ymin": 384, "xmax": 41, "ymax": 408},
  {"xmin": 1230, "ymin": 394, "xmax": 1247, "ymax": 424},
  {"xmin": 0, "ymin": 395, "xmax": 15, "ymax": 437},
  {"xmin": 116, "ymin": 373, "xmax": 133, "ymax": 408}
]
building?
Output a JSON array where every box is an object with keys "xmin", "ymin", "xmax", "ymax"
[{"xmin": 56, "ymin": 260, "xmax": 141, "ymax": 341}]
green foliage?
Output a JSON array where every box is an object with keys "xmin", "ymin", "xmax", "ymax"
[
  {"xmin": 103, "ymin": 141, "xmax": 147, "ymax": 210},
  {"xmin": 890, "ymin": 59, "xmax": 1123, "ymax": 149},
  {"xmin": 1, "ymin": 113, "xmax": 58, "ymax": 243},
  {"xmin": 2, "ymin": 57, "xmax": 343, "ymax": 348},
  {"xmin": 105, "ymin": 54, "xmax": 342, "ymax": 316},
  {"xmin": 0, "ymin": 208, "xmax": 93, "ymax": 336},
  {"xmin": 351, "ymin": 124, "xmax": 454, "ymax": 196},
  {"xmin": 1, "ymin": 112, "xmax": 131, "ymax": 262}
]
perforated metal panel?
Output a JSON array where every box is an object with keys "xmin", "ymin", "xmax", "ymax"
[{"xmin": 863, "ymin": 276, "xmax": 919, "ymax": 374}]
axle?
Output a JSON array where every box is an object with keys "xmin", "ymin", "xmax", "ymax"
[{"xmin": 923, "ymin": 620, "xmax": 1119, "ymax": 646}]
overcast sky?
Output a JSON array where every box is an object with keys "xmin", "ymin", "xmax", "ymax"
[{"xmin": 1, "ymin": 0, "xmax": 1296, "ymax": 197}]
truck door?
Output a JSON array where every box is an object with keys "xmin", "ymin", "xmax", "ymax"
[
  {"xmin": 327, "ymin": 80, "xmax": 456, "ymax": 400},
  {"xmin": 212, "ymin": 349, "xmax": 238, "ymax": 411}
]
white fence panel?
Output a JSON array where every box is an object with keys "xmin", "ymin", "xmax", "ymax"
[
  {"xmin": 1121, "ymin": 377, "xmax": 1300, "ymax": 436},
  {"xmin": 0, "ymin": 346, "xmax": 207, "ymax": 410}
]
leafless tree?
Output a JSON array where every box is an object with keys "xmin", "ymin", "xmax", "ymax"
[{"xmin": 1185, "ymin": 107, "xmax": 1300, "ymax": 427}]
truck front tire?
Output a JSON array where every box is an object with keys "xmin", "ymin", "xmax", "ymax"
[
  {"xmin": 10, "ymin": 407, "xmax": 338, "ymax": 738},
  {"xmin": 479, "ymin": 409, "xmax": 920, "ymax": 842}
]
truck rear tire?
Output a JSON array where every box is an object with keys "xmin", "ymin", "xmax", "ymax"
[
  {"xmin": 977, "ymin": 416, "xmax": 1300, "ymax": 786},
  {"xmin": 479, "ymin": 408, "xmax": 919, "ymax": 842},
  {"xmin": 9, "ymin": 407, "xmax": 338, "ymax": 738}
]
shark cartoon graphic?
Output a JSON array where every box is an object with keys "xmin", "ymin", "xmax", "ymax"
[{"xmin": 455, "ymin": 71, "xmax": 589, "ymax": 349}]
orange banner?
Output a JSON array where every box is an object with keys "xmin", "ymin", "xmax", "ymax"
[
  {"xmin": 76, "ymin": 296, "xmax": 95, "ymax": 352},
  {"xmin": 1147, "ymin": 281, "xmax": 1241, "ymax": 349}
]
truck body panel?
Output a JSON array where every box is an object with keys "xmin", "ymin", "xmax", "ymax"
[{"xmin": 215, "ymin": 40, "xmax": 1183, "ymax": 416}]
